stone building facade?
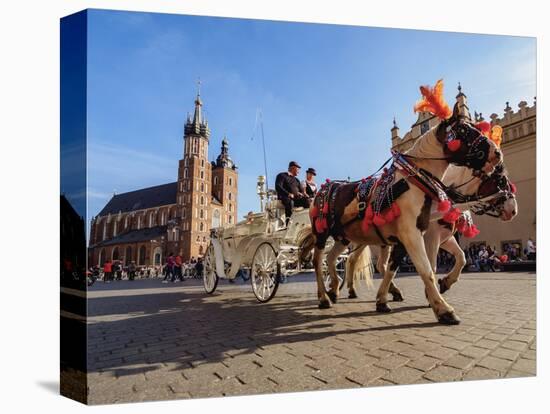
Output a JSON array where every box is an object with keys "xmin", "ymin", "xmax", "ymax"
[
  {"xmin": 88, "ymin": 91, "xmax": 238, "ymax": 266},
  {"xmin": 391, "ymin": 84, "xmax": 536, "ymax": 253}
]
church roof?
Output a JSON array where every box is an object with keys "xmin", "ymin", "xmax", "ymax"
[
  {"xmin": 98, "ymin": 182, "xmax": 177, "ymax": 216},
  {"xmin": 93, "ymin": 225, "xmax": 168, "ymax": 247}
]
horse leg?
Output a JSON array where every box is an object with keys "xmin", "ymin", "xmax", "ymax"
[
  {"xmin": 399, "ymin": 228, "xmax": 460, "ymax": 324},
  {"xmin": 313, "ymin": 245, "xmax": 332, "ymax": 309},
  {"xmin": 438, "ymin": 237, "xmax": 466, "ymax": 294},
  {"xmin": 375, "ymin": 246, "xmax": 394, "ymax": 312},
  {"xmin": 346, "ymin": 244, "xmax": 366, "ymax": 298},
  {"xmin": 326, "ymin": 241, "xmax": 348, "ymax": 303},
  {"xmin": 387, "ymin": 243, "xmax": 407, "ymax": 302}
]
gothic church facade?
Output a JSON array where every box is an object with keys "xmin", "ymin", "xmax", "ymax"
[{"xmin": 88, "ymin": 92, "xmax": 238, "ymax": 266}]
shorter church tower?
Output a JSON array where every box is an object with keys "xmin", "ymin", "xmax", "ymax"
[{"xmin": 212, "ymin": 136, "xmax": 238, "ymax": 226}]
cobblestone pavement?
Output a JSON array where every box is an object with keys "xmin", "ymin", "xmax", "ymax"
[{"xmin": 85, "ymin": 271, "xmax": 536, "ymax": 404}]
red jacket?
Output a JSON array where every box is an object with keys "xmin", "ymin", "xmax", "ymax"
[
  {"xmin": 175, "ymin": 256, "xmax": 182, "ymax": 266},
  {"xmin": 103, "ymin": 262, "xmax": 112, "ymax": 272}
]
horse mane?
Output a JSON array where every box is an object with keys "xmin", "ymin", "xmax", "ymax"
[{"xmin": 405, "ymin": 125, "xmax": 445, "ymax": 159}]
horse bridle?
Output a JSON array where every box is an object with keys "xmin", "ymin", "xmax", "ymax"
[
  {"xmin": 443, "ymin": 121, "xmax": 494, "ymax": 172},
  {"xmin": 469, "ymin": 167, "xmax": 516, "ymax": 217}
]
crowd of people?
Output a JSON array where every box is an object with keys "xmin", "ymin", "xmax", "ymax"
[
  {"xmin": 161, "ymin": 253, "xmax": 204, "ymax": 283},
  {"xmin": 89, "ymin": 255, "xmax": 205, "ymax": 284}
]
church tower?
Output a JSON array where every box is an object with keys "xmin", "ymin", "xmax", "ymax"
[
  {"xmin": 177, "ymin": 85, "xmax": 212, "ymax": 260},
  {"xmin": 212, "ymin": 136, "xmax": 238, "ymax": 227}
]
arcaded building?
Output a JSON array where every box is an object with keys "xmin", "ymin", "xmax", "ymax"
[
  {"xmin": 88, "ymin": 92, "xmax": 238, "ymax": 266},
  {"xmin": 391, "ymin": 84, "xmax": 536, "ymax": 253}
]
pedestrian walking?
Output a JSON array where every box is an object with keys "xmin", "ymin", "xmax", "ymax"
[{"xmin": 103, "ymin": 259, "xmax": 112, "ymax": 283}]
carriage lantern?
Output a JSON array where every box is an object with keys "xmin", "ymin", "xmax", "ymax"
[{"xmin": 256, "ymin": 175, "xmax": 267, "ymax": 211}]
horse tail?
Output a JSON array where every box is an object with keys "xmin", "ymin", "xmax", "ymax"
[{"xmin": 346, "ymin": 244, "xmax": 374, "ymax": 290}]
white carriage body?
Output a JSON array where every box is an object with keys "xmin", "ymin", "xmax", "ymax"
[{"xmin": 209, "ymin": 200, "xmax": 312, "ymax": 279}]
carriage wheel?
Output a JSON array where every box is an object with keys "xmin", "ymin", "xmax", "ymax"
[
  {"xmin": 251, "ymin": 242, "xmax": 280, "ymax": 303},
  {"xmin": 323, "ymin": 255, "xmax": 347, "ymax": 292},
  {"xmin": 203, "ymin": 244, "xmax": 219, "ymax": 294}
]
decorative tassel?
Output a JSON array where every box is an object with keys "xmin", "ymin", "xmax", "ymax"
[
  {"xmin": 443, "ymin": 207, "xmax": 461, "ymax": 223},
  {"xmin": 322, "ymin": 202, "xmax": 329, "ymax": 214},
  {"xmin": 413, "ymin": 79, "xmax": 452, "ymax": 120},
  {"xmin": 447, "ymin": 139, "xmax": 462, "ymax": 152},
  {"xmin": 391, "ymin": 202, "xmax": 401, "ymax": 217},
  {"xmin": 314, "ymin": 218, "xmax": 323, "ymax": 234},
  {"xmin": 474, "ymin": 121, "xmax": 491, "ymax": 135},
  {"xmin": 373, "ymin": 214, "xmax": 386, "ymax": 227},
  {"xmin": 456, "ymin": 220, "xmax": 467, "ymax": 233},
  {"xmin": 365, "ymin": 204, "xmax": 374, "ymax": 220},
  {"xmin": 361, "ymin": 216, "xmax": 370, "ymax": 233},
  {"xmin": 309, "ymin": 205, "xmax": 319, "ymax": 218},
  {"xmin": 438, "ymin": 199, "xmax": 451, "ymax": 213},
  {"xmin": 384, "ymin": 209, "xmax": 395, "ymax": 223}
]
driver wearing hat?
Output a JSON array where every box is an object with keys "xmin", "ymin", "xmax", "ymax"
[{"xmin": 275, "ymin": 161, "xmax": 310, "ymax": 224}]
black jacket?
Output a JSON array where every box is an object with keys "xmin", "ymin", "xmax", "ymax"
[{"xmin": 275, "ymin": 172, "xmax": 302, "ymax": 200}]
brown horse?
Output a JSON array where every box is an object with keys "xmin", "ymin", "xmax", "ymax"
[{"xmin": 310, "ymin": 82, "xmax": 502, "ymax": 325}]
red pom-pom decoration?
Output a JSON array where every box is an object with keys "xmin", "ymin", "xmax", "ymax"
[
  {"xmin": 325, "ymin": 178, "xmax": 331, "ymax": 183},
  {"xmin": 384, "ymin": 209, "xmax": 395, "ymax": 223},
  {"xmin": 456, "ymin": 220, "xmax": 467, "ymax": 233},
  {"xmin": 309, "ymin": 205, "xmax": 319, "ymax": 218},
  {"xmin": 373, "ymin": 214, "xmax": 386, "ymax": 227},
  {"xmin": 475, "ymin": 121, "xmax": 491, "ymax": 135},
  {"xmin": 362, "ymin": 216, "xmax": 370, "ymax": 233},
  {"xmin": 365, "ymin": 204, "xmax": 374, "ymax": 220},
  {"xmin": 391, "ymin": 203, "xmax": 401, "ymax": 217},
  {"xmin": 443, "ymin": 207, "xmax": 461, "ymax": 223},
  {"xmin": 438, "ymin": 199, "xmax": 451, "ymax": 213},
  {"xmin": 322, "ymin": 202, "xmax": 329, "ymax": 214},
  {"xmin": 510, "ymin": 183, "xmax": 517, "ymax": 194},
  {"xmin": 447, "ymin": 139, "xmax": 462, "ymax": 152}
]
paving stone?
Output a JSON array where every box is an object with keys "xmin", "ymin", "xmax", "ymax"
[
  {"xmin": 423, "ymin": 365, "xmax": 463, "ymax": 382},
  {"xmin": 511, "ymin": 358, "xmax": 536, "ymax": 374},
  {"xmin": 462, "ymin": 366, "xmax": 500, "ymax": 381},
  {"xmin": 406, "ymin": 356, "xmax": 441, "ymax": 372},
  {"xmin": 490, "ymin": 347, "xmax": 520, "ymax": 361},
  {"xmin": 501, "ymin": 340, "xmax": 529, "ymax": 352},
  {"xmin": 476, "ymin": 356, "xmax": 513, "ymax": 372},
  {"xmin": 460, "ymin": 346, "xmax": 491, "ymax": 359},
  {"xmin": 374, "ymin": 355, "xmax": 410, "ymax": 370},
  {"xmin": 345, "ymin": 366, "xmax": 389, "ymax": 386},
  {"xmin": 382, "ymin": 366, "xmax": 424, "ymax": 384},
  {"xmin": 443, "ymin": 355, "xmax": 475, "ymax": 370}
]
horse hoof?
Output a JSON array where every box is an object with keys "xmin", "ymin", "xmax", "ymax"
[
  {"xmin": 318, "ymin": 300, "xmax": 332, "ymax": 309},
  {"xmin": 391, "ymin": 291, "xmax": 404, "ymax": 302},
  {"xmin": 437, "ymin": 311, "xmax": 461, "ymax": 325},
  {"xmin": 348, "ymin": 290, "xmax": 358, "ymax": 299},
  {"xmin": 438, "ymin": 278, "xmax": 449, "ymax": 294},
  {"xmin": 376, "ymin": 302, "xmax": 392, "ymax": 313},
  {"xmin": 327, "ymin": 290, "xmax": 338, "ymax": 304}
]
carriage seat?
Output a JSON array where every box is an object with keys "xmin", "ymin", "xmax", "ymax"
[{"xmin": 272, "ymin": 200, "xmax": 305, "ymax": 213}]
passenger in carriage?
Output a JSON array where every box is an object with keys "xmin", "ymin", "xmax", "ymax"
[
  {"xmin": 275, "ymin": 161, "xmax": 310, "ymax": 225},
  {"xmin": 302, "ymin": 167, "xmax": 318, "ymax": 200}
]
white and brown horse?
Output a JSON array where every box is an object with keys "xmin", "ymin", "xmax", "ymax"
[
  {"xmin": 310, "ymin": 82, "xmax": 503, "ymax": 325},
  {"xmin": 372, "ymin": 163, "xmax": 518, "ymax": 309}
]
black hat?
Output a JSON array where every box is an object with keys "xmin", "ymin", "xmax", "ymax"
[
  {"xmin": 306, "ymin": 167, "xmax": 317, "ymax": 176},
  {"xmin": 288, "ymin": 161, "xmax": 301, "ymax": 169}
]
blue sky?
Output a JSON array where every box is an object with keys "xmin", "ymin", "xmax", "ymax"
[{"xmin": 85, "ymin": 9, "xmax": 536, "ymax": 225}]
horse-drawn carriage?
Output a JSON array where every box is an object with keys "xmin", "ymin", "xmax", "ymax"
[{"xmin": 203, "ymin": 183, "xmax": 347, "ymax": 302}]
